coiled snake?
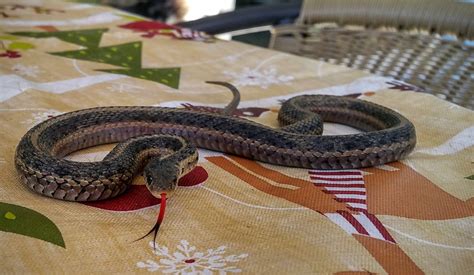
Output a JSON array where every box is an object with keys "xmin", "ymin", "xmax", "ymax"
[{"xmin": 15, "ymin": 82, "xmax": 416, "ymax": 202}]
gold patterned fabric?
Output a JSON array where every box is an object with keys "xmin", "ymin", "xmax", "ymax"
[{"xmin": 1, "ymin": 1, "xmax": 473, "ymax": 274}]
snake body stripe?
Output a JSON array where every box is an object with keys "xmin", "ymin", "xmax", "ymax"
[{"xmin": 15, "ymin": 92, "xmax": 416, "ymax": 202}]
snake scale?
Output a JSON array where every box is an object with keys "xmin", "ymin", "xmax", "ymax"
[{"xmin": 15, "ymin": 82, "xmax": 416, "ymax": 202}]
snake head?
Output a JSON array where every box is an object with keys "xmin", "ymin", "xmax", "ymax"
[{"xmin": 144, "ymin": 159, "xmax": 180, "ymax": 198}]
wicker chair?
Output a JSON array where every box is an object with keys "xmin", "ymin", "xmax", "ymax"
[{"xmin": 270, "ymin": 0, "xmax": 474, "ymax": 109}]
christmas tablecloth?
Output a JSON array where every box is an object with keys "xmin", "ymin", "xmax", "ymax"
[{"xmin": 1, "ymin": 1, "xmax": 473, "ymax": 274}]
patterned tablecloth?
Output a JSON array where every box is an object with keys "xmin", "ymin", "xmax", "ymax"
[{"xmin": 1, "ymin": 1, "xmax": 473, "ymax": 274}]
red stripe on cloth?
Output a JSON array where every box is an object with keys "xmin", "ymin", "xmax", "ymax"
[
  {"xmin": 335, "ymin": 198, "xmax": 367, "ymax": 204},
  {"xmin": 337, "ymin": 210, "xmax": 369, "ymax": 235},
  {"xmin": 347, "ymin": 207, "xmax": 368, "ymax": 213},
  {"xmin": 310, "ymin": 176, "xmax": 363, "ymax": 181},
  {"xmin": 315, "ymin": 183, "xmax": 366, "ymax": 188},
  {"xmin": 364, "ymin": 212, "xmax": 396, "ymax": 243},
  {"xmin": 323, "ymin": 190, "xmax": 366, "ymax": 195},
  {"xmin": 309, "ymin": 171, "xmax": 361, "ymax": 176}
]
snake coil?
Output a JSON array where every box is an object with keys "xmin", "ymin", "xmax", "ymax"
[{"xmin": 15, "ymin": 82, "xmax": 416, "ymax": 201}]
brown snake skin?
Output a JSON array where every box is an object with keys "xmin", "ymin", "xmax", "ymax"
[{"xmin": 15, "ymin": 83, "xmax": 416, "ymax": 202}]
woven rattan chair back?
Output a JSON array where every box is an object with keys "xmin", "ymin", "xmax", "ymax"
[{"xmin": 270, "ymin": 0, "xmax": 474, "ymax": 109}]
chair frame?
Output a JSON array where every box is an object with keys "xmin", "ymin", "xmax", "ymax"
[{"xmin": 270, "ymin": 0, "xmax": 474, "ymax": 109}]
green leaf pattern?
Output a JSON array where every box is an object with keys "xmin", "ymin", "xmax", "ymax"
[{"xmin": 0, "ymin": 202, "xmax": 65, "ymax": 248}]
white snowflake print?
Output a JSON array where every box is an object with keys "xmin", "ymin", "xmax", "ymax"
[
  {"xmin": 106, "ymin": 82, "xmax": 145, "ymax": 93},
  {"xmin": 22, "ymin": 110, "xmax": 64, "ymax": 126},
  {"xmin": 224, "ymin": 66, "xmax": 294, "ymax": 89},
  {"xmin": 137, "ymin": 240, "xmax": 248, "ymax": 274},
  {"xmin": 12, "ymin": 64, "xmax": 41, "ymax": 78}
]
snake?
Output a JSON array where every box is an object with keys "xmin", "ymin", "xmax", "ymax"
[{"xmin": 15, "ymin": 81, "xmax": 416, "ymax": 202}]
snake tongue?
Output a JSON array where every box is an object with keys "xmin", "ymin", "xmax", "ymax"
[{"xmin": 134, "ymin": 193, "xmax": 167, "ymax": 251}]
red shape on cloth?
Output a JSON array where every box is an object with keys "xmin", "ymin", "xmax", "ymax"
[
  {"xmin": 82, "ymin": 184, "xmax": 160, "ymax": 211},
  {"xmin": 178, "ymin": 166, "xmax": 208, "ymax": 187},
  {"xmin": 119, "ymin": 21, "xmax": 179, "ymax": 38},
  {"xmin": 0, "ymin": 50, "xmax": 21, "ymax": 58},
  {"xmin": 119, "ymin": 21, "xmax": 179, "ymax": 31}
]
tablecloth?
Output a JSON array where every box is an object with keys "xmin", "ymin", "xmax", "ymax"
[{"xmin": 1, "ymin": 1, "xmax": 473, "ymax": 274}]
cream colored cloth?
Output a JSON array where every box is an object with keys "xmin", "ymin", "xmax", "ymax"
[{"xmin": 0, "ymin": 1, "xmax": 473, "ymax": 274}]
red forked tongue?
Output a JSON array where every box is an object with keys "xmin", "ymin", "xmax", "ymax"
[{"xmin": 135, "ymin": 192, "xmax": 167, "ymax": 250}]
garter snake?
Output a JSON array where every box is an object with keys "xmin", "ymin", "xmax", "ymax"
[{"xmin": 15, "ymin": 82, "xmax": 416, "ymax": 201}]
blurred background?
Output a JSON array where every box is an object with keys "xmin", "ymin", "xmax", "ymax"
[{"xmin": 90, "ymin": 0, "xmax": 302, "ymax": 47}]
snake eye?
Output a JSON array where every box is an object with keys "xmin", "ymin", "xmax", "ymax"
[{"xmin": 146, "ymin": 175, "xmax": 153, "ymax": 183}]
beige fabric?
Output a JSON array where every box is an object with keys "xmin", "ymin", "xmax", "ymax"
[{"xmin": 0, "ymin": 1, "xmax": 473, "ymax": 274}]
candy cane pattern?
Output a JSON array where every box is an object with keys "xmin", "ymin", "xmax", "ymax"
[{"xmin": 309, "ymin": 170, "xmax": 396, "ymax": 243}]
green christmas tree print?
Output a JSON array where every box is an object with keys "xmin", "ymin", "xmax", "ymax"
[
  {"xmin": 98, "ymin": 67, "xmax": 180, "ymax": 89},
  {"xmin": 10, "ymin": 28, "xmax": 182, "ymax": 89},
  {"xmin": 10, "ymin": 28, "xmax": 107, "ymax": 48},
  {"xmin": 51, "ymin": 41, "xmax": 142, "ymax": 68}
]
